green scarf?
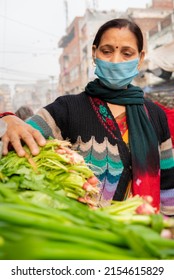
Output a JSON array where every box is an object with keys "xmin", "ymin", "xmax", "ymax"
[{"xmin": 85, "ymin": 78, "xmax": 159, "ymax": 179}]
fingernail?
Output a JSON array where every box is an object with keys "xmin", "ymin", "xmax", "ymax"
[
  {"xmin": 18, "ymin": 150, "xmax": 26, "ymax": 157},
  {"xmin": 32, "ymin": 148, "xmax": 40, "ymax": 155}
]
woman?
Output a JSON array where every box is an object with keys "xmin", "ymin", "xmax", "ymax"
[{"xmin": 1, "ymin": 19, "xmax": 174, "ymax": 215}]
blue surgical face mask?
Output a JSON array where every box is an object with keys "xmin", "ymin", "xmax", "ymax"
[{"xmin": 94, "ymin": 57, "xmax": 139, "ymax": 89}]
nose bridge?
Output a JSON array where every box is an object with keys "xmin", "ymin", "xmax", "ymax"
[{"xmin": 111, "ymin": 50, "xmax": 122, "ymax": 63}]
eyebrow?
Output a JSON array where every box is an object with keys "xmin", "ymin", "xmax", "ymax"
[
  {"xmin": 99, "ymin": 44, "xmax": 113, "ymax": 48},
  {"xmin": 99, "ymin": 44, "xmax": 136, "ymax": 51},
  {"xmin": 122, "ymin": 46, "xmax": 136, "ymax": 50}
]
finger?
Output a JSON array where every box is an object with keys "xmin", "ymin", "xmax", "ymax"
[
  {"xmin": 31, "ymin": 129, "xmax": 47, "ymax": 146},
  {"xmin": 18, "ymin": 131, "xmax": 41, "ymax": 155},
  {"xmin": 1, "ymin": 138, "xmax": 10, "ymax": 156},
  {"xmin": 5, "ymin": 135, "xmax": 26, "ymax": 157}
]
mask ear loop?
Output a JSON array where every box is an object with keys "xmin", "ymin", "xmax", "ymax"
[
  {"xmin": 92, "ymin": 60, "xmax": 96, "ymax": 67},
  {"xmin": 92, "ymin": 56, "xmax": 96, "ymax": 67}
]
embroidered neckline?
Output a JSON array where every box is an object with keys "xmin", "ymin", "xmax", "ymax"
[{"xmin": 89, "ymin": 96, "xmax": 119, "ymax": 140}]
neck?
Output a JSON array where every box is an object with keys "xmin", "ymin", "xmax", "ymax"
[{"xmin": 107, "ymin": 103, "xmax": 126, "ymax": 118}]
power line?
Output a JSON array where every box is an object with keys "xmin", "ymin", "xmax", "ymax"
[
  {"xmin": 0, "ymin": 50, "xmax": 59, "ymax": 55},
  {"xmin": 0, "ymin": 13, "xmax": 59, "ymax": 38},
  {"xmin": 0, "ymin": 67, "xmax": 52, "ymax": 78},
  {"xmin": 0, "ymin": 77, "xmax": 40, "ymax": 83}
]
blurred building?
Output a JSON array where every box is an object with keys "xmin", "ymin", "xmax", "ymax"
[
  {"xmin": 126, "ymin": 0, "xmax": 174, "ymax": 52},
  {"xmin": 0, "ymin": 85, "xmax": 13, "ymax": 112},
  {"xmin": 13, "ymin": 79, "xmax": 58, "ymax": 113},
  {"xmin": 141, "ymin": 9, "xmax": 174, "ymax": 107}
]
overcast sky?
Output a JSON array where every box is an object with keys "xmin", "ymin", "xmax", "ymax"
[{"xmin": 0, "ymin": 0, "xmax": 152, "ymax": 85}]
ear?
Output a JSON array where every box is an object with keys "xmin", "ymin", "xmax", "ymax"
[
  {"xmin": 92, "ymin": 45, "xmax": 96, "ymax": 61},
  {"xmin": 138, "ymin": 50, "xmax": 145, "ymax": 70}
]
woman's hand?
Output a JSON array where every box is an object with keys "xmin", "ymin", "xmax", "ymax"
[{"xmin": 1, "ymin": 115, "xmax": 46, "ymax": 156}]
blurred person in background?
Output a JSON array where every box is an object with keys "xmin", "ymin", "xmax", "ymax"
[
  {"xmin": 1, "ymin": 18, "xmax": 174, "ymax": 216},
  {"xmin": 15, "ymin": 105, "xmax": 34, "ymax": 121}
]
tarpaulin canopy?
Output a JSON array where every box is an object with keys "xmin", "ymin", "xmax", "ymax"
[{"xmin": 147, "ymin": 41, "xmax": 174, "ymax": 72}]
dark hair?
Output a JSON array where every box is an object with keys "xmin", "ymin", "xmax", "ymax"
[
  {"xmin": 93, "ymin": 18, "xmax": 143, "ymax": 53},
  {"xmin": 15, "ymin": 105, "xmax": 34, "ymax": 121}
]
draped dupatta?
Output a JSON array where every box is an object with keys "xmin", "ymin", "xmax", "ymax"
[{"xmin": 85, "ymin": 79, "xmax": 160, "ymax": 210}]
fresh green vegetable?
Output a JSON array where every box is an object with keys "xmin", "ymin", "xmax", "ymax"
[
  {"xmin": 0, "ymin": 139, "xmax": 99, "ymax": 206},
  {"xmin": 0, "ymin": 139, "xmax": 174, "ymax": 260},
  {"xmin": 0, "ymin": 184, "xmax": 173, "ymax": 260}
]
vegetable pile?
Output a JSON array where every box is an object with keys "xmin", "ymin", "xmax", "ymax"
[
  {"xmin": 0, "ymin": 139, "xmax": 99, "ymax": 206},
  {"xmin": 0, "ymin": 139, "xmax": 174, "ymax": 260}
]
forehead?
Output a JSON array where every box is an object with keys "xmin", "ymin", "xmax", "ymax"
[{"xmin": 99, "ymin": 27, "xmax": 138, "ymax": 49}]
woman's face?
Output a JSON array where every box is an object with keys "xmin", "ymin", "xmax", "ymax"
[{"xmin": 92, "ymin": 27, "xmax": 145, "ymax": 67}]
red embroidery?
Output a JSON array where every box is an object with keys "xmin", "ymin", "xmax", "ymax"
[{"xmin": 89, "ymin": 97, "xmax": 118, "ymax": 140}]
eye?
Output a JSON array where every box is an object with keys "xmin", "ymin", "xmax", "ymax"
[
  {"xmin": 99, "ymin": 46, "xmax": 113, "ymax": 55},
  {"xmin": 102, "ymin": 49, "xmax": 112, "ymax": 54},
  {"xmin": 123, "ymin": 52, "xmax": 132, "ymax": 57},
  {"xmin": 103, "ymin": 50, "xmax": 112, "ymax": 54},
  {"xmin": 122, "ymin": 48, "xmax": 137, "ymax": 58}
]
